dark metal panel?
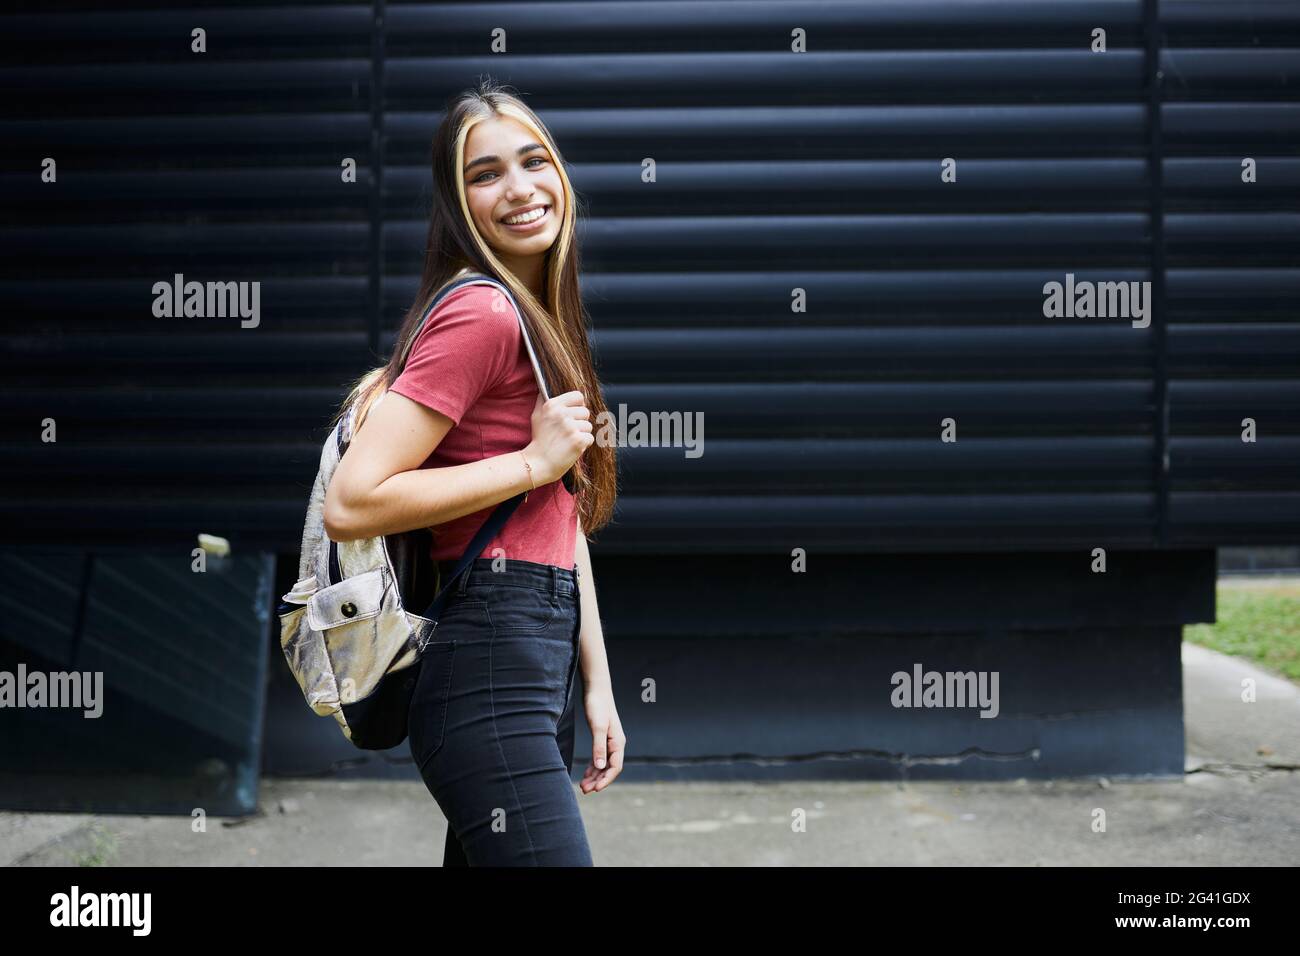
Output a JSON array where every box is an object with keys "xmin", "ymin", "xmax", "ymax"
[
  {"xmin": 571, "ymin": 625, "xmax": 1186, "ymax": 781},
  {"xmin": 386, "ymin": 103, "xmax": 1151, "ymax": 160},
  {"xmin": 1164, "ymin": 102, "xmax": 1300, "ymax": 149},
  {"xmin": 1171, "ymin": 437, "xmax": 1300, "ymax": 489},
  {"xmin": 386, "ymin": 0, "xmax": 1147, "ymax": 49},
  {"xmin": 0, "ymin": 549, "xmax": 273, "ymax": 814},
  {"xmin": 385, "ymin": 50, "xmax": 1147, "ymax": 107},
  {"xmin": 1160, "ymin": 2, "xmax": 1300, "ymax": 547},
  {"xmin": 1159, "ymin": 48, "xmax": 1300, "ymax": 99},
  {"xmin": 0, "ymin": 0, "xmax": 1294, "ymax": 556},
  {"xmin": 1170, "ymin": 493, "xmax": 1300, "ymax": 545}
]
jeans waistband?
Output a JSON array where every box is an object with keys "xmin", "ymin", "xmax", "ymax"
[{"xmin": 436, "ymin": 557, "xmax": 577, "ymax": 597}]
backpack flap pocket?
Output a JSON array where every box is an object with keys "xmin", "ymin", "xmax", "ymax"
[
  {"xmin": 277, "ymin": 574, "xmax": 319, "ymax": 617},
  {"xmin": 306, "ymin": 565, "xmax": 409, "ymax": 711},
  {"xmin": 281, "ymin": 574, "xmax": 318, "ymax": 605},
  {"xmin": 307, "ymin": 568, "xmax": 387, "ymax": 631}
]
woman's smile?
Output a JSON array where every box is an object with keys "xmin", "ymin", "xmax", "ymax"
[{"xmin": 499, "ymin": 203, "xmax": 551, "ymax": 232}]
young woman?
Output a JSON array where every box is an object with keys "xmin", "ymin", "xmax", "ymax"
[{"xmin": 321, "ymin": 79, "xmax": 625, "ymax": 866}]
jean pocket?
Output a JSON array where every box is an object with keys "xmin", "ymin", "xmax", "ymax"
[
  {"xmin": 484, "ymin": 585, "xmax": 561, "ymax": 634},
  {"xmin": 410, "ymin": 641, "xmax": 455, "ymax": 770}
]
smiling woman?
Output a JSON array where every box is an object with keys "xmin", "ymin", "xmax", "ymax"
[
  {"xmin": 314, "ymin": 78, "xmax": 625, "ymax": 867},
  {"xmin": 460, "ymin": 123, "xmax": 565, "ymax": 302}
]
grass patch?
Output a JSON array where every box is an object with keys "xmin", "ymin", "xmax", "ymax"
[
  {"xmin": 1184, "ymin": 579, "xmax": 1300, "ymax": 683},
  {"xmin": 74, "ymin": 823, "xmax": 118, "ymax": 867}
]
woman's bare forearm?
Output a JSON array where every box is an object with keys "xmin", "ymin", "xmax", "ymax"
[
  {"xmin": 331, "ymin": 449, "xmax": 535, "ymax": 541},
  {"xmin": 574, "ymin": 519, "xmax": 612, "ymax": 693}
]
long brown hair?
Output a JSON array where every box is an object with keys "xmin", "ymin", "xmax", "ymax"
[{"xmin": 332, "ymin": 78, "xmax": 617, "ymax": 537}]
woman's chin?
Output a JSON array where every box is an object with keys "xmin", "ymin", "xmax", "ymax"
[{"xmin": 498, "ymin": 229, "xmax": 558, "ymax": 255}]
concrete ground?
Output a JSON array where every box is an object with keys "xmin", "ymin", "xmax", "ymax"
[{"xmin": 4, "ymin": 640, "xmax": 1297, "ymax": 866}]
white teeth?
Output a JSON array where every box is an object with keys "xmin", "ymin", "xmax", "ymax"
[{"xmin": 503, "ymin": 206, "xmax": 546, "ymax": 225}]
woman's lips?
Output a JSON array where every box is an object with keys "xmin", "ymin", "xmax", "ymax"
[{"xmin": 500, "ymin": 204, "xmax": 550, "ymax": 232}]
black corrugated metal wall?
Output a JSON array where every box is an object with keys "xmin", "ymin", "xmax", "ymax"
[
  {"xmin": 2, "ymin": 0, "xmax": 1296, "ymax": 557},
  {"xmin": 2, "ymin": 1, "xmax": 1297, "ymax": 795}
]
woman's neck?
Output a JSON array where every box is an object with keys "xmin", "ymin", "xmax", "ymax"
[{"xmin": 497, "ymin": 254, "xmax": 546, "ymax": 302}]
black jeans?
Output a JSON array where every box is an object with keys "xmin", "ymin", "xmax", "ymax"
[{"xmin": 408, "ymin": 557, "xmax": 592, "ymax": 866}]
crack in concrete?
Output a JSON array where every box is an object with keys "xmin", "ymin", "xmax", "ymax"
[
  {"xmin": 1187, "ymin": 761, "xmax": 1299, "ymax": 774},
  {"xmin": 280, "ymin": 752, "xmax": 1299, "ymax": 780},
  {"xmin": 10, "ymin": 818, "xmax": 102, "ymax": 867},
  {"xmin": 608, "ymin": 746, "xmax": 1043, "ymax": 768}
]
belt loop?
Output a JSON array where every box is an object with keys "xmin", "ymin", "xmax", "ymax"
[
  {"xmin": 550, "ymin": 565, "xmax": 559, "ymax": 598},
  {"xmin": 457, "ymin": 563, "xmax": 471, "ymax": 596}
]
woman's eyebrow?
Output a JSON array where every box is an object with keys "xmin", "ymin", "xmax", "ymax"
[{"xmin": 464, "ymin": 143, "xmax": 546, "ymax": 175}]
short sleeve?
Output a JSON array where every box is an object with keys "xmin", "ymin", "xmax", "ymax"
[{"xmin": 388, "ymin": 285, "xmax": 521, "ymax": 426}]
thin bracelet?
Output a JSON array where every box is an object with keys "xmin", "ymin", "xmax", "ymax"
[{"xmin": 519, "ymin": 449, "xmax": 535, "ymax": 501}]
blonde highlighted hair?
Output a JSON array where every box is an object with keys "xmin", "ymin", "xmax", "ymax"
[{"xmin": 331, "ymin": 77, "xmax": 617, "ymax": 537}]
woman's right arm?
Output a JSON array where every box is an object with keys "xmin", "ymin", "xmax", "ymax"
[{"xmin": 323, "ymin": 389, "xmax": 591, "ymax": 542}]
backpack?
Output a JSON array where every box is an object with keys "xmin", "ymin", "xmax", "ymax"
[{"xmin": 276, "ymin": 271, "xmax": 551, "ymax": 750}]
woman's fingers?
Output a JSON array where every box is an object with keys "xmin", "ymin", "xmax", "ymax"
[{"xmin": 580, "ymin": 716, "xmax": 625, "ymax": 793}]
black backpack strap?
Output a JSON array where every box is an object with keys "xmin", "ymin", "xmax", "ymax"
[
  {"xmin": 409, "ymin": 270, "xmax": 534, "ymax": 614},
  {"xmin": 421, "ymin": 491, "xmax": 526, "ymax": 622},
  {"xmin": 336, "ymin": 271, "xmax": 567, "ymax": 605}
]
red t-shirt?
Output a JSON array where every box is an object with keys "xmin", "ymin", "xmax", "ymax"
[{"xmin": 387, "ymin": 283, "xmax": 578, "ymax": 570}]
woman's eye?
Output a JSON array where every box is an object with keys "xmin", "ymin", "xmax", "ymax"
[{"xmin": 472, "ymin": 157, "xmax": 547, "ymax": 184}]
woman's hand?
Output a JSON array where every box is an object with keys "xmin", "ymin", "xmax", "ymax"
[
  {"xmin": 579, "ymin": 686, "xmax": 625, "ymax": 794},
  {"xmin": 524, "ymin": 390, "xmax": 593, "ymax": 485}
]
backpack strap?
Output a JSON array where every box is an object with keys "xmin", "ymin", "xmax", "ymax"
[
  {"xmin": 393, "ymin": 272, "xmax": 556, "ymax": 624},
  {"xmin": 402, "ymin": 271, "xmax": 555, "ymax": 400},
  {"xmin": 420, "ymin": 490, "xmax": 526, "ymax": 627},
  {"xmin": 441, "ymin": 274, "xmax": 576, "ymax": 493},
  {"xmin": 333, "ymin": 271, "xmax": 566, "ymax": 615},
  {"xmin": 336, "ymin": 271, "xmax": 538, "ymax": 458}
]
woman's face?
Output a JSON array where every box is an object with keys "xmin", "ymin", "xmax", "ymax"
[{"xmin": 462, "ymin": 115, "xmax": 564, "ymax": 263}]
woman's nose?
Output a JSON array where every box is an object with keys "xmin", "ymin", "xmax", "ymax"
[{"xmin": 504, "ymin": 167, "xmax": 533, "ymax": 197}]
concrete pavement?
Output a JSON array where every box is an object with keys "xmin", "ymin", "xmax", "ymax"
[{"xmin": 4, "ymin": 639, "xmax": 1296, "ymax": 866}]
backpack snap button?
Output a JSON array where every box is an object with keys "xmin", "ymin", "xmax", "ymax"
[{"xmin": 341, "ymin": 601, "xmax": 357, "ymax": 618}]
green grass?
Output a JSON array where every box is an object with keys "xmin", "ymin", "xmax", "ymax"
[
  {"xmin": 74, "ymin": 823, "xmax": 118, "ymax": 867},
  {"xmin": 1184, "ymin": 580, "xmax": 1300, "ymax": 683}
]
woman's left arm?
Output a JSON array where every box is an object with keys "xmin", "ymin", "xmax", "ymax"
[{"xmin": 573, "ymin": 516, "xmax": 625, "ymax": 793}]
